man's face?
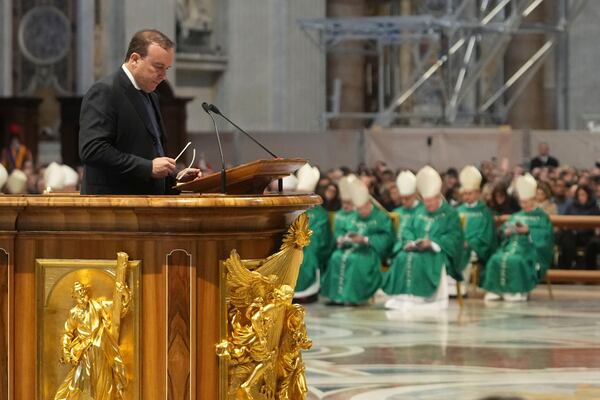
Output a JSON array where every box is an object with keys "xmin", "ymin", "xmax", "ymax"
[
  {"xmin": 341, "ymin": 199, "xmax": 354, "ymax": 212},
  {"xmin": 129, "ymin": 43, "xmax": 174, "ymax": 93},
  {"xmin": 423, "ymin": 195, "xmax": 441, "ymax": 212},
  {"xmin": 520, "ymin": 198, "xmax": 535, "ymax": 212},
  {"xmin": 538, "ymin": 143, "xmax": 549, "ymax": 156},
  {"xmin": 357, "ymin": 202, "xmax": 373, "ymax": 218},
  {"xmin": 461, "ymin": 189, "xmax": 479, "ymax": 204},
  {"xmin": 400, "ymin": 193, "xmax": 417, "ymax": 208},
  {"xmin": 553, "ymin": 180, "xmax": 566, "ymax": 196},
  {"xmin": 73, "ymin": 284, "xmax": 89, "ymax": 305}
]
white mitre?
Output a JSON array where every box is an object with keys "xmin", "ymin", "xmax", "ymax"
[
  {"xmin": 6, "ymin": 169, "xmax": 27, "ymax": 194},
  {"xmin": 338, "ymin": 174, "xmax": 357, "ymax": 201},
  {"xmin": 62, "ymin": 165, "xmax": 79, "ymax": 188},
  {"xmin": 296, "ymin": 163, "xmax": 320, "ymax": 193},
  {"xmin": 44, "ymin": 162, "xmax": 65, "ymax": 190},
  {"xmin": 396, "ymin": 170, "xmax": 417, "ymax": 195},
  {"xmin": 459, "ymin": 165, "xmax": 482, "ymax": 191},
  {"xmin": 350, "ymin": 179, "xmax": 370, "ymax": 207},
  {"xmin": 416, "ymin": 165, "xmax": 442, "ymax": 198},
  {"xmin": 281, "ymin": 174, "xmax": 298, "ymax": 191},
  {"xmin": 515, "ymin": 173, "xmax": 537, "ymax": 200},
  {"xmin": 0, "ymin": 164, "xmax": 8, "ymax": 190}
]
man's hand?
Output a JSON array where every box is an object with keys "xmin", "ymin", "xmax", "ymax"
[
  {"xmin": 515, "ymin": 223, "xmax": 529, "ymax": 234},
  {"xmin": 417, "ymin": 239, "xmax": 432, "ymax": 251},
  {"xmin": 152, "ymin": 157, "xmax": 176, "ymax": 178},
  {"xmin": 176, "ymin": 168, "xmax": 203, "ymax": 182},
  {"xmin": 404, "ymin": 242, "xmax": 416, "ymax": 252},
  {"xmin": 350, "ymin": 234, "xmax": 366, "ymax": 244}
]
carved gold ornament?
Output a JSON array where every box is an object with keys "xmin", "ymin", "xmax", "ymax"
[
  {"xmin": 54, "ymin": 252, "xmax": 132, "ymax": 400},
  {"xmin": 217, "ymin": 213, "xmax": 313, "ymax": 400}
]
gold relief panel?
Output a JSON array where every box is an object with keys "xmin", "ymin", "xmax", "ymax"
[
  {"xmin": 36, "ymin": 253, "xmax": 140, "ymax": 400},
  {"xmin": 217, "ymin": 214, "xmax": 313, "ymax": 400}
]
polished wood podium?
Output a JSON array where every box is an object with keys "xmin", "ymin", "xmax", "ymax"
[{"xmin": 0, "ymin": 193, "xmax": 319, "ymax": 400}]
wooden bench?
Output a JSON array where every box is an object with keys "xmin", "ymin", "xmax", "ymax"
[{"xmin": 546, "ymin": 269, "xmax": 600, "ymax": 284}]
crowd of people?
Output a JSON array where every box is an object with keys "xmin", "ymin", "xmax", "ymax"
[
  {"xmin": 287, "ymin": 144, "xmax": 600, "ymax": 309},
  {"xmin": 0, "ymin": 123, "xmax": 81, "ymax": 194}
]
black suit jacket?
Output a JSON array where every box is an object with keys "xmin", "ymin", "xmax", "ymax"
[
  {"xmin": 530, "ymin": 155, "xmax": 559, "ymax": 170},
  {"xmin": 79, "ymin": 68, "xmax": 177, "ymax": 195}
]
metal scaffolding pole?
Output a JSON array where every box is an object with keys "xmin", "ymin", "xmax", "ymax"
[{"xmin": 298, "ymin": 0, "xmax": 587, "ymax": 128}]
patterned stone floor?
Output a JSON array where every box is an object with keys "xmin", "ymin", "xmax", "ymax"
[{"xmin": 303, "ymin": 286, "xmax": 600, "ymax": 400}]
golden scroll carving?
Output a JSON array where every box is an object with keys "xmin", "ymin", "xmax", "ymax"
[{"xmin": 217, "ymin": 213, "xmax": 313, "ymax": 400}]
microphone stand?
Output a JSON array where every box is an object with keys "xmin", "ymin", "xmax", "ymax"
[
  {"xmin": 202, "ymin": 103, "xmax": 227, "ymax": 194},
  {"xmin": 208, "ymin": 104, "xmax": 284, "ymax": 193}
]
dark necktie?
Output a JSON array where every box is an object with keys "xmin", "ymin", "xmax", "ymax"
[{"xmin": 140, "ymin": 91, "xmax": 165, "ymax": 157}]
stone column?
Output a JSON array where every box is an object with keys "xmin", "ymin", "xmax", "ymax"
[
  {"xmin": 327, "ymin": 0, "xmax": 367, "ymax": 129},
  {"xmin": 102, "ymin": 0, "xmax": 126, "ymax": 73},
  {"xmin": 76, "ymin": 0, "xmax": 94, "ymax": 94},
  {"xmin": 505, "ymin": 4, "xmax": 551, "ymax": 129},
  {"xmin": 0, "ymin": 0, "xmax": 12, "ymax": 96}
]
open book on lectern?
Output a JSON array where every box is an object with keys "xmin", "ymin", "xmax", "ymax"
[{"xmin": 174, "ymin": 158, "xmax": 307, "ymax": 195}]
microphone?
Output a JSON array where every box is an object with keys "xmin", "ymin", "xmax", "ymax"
[
  {"xmin": 207, "ymin": 104, "xmax": 278, "ymax": 158},
  {"xmin": 207, "ymin": 103, "xmax": 284, "ymax": 192},
  {"xmin": 202, "ymin": 102, "xmax": 227, "ymax": 194}
]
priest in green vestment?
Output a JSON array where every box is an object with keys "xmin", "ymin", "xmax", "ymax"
[
  {"xmin": 322, "ymin": 179, "xmax": 394, "ymax": 305},
  {"xmin": 332, "ymin": 174, "xmax": 357, "ymax": 237},
  {"xmin": 391, "ymin": 170, "xmax": 422, "ymax": 239},
  {"xmin": 294, "ymin": 164, "xmax": 333, "ymax": 303},
  {"xmin": 381, "ymin": 170, "xmax": 422, "ymax": 292},
  {"xmin": 384, "ymin": 166, "xmax": 463, "ymax": 311},
  {"xmin": 482, "ymin": 173, "xmax": 554, "ymax": 301},
  {"xmin": 449, "ymin": 165, "xmax": 497, "ymax": 296}
]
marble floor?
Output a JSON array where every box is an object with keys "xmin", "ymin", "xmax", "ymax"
[{"xmin": 303, "ymin": 285, "xmax": 600, "ymax": 400}]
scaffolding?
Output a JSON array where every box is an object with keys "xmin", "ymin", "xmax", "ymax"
[{"xmin": 298, "ymin": 0, "xmax": 589, "ymax": 128}]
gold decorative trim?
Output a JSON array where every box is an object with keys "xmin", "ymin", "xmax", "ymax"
[{"xmin": 217, "ymin": 214, "xmax": 313, "ymax": 399}]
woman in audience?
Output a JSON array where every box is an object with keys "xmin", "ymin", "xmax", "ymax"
[
  {"xmin": 535, "ymin": 181, "xmax": 558, "ymax": 215},
  {"xmin": 558, "ymin": 185, "xmax": 600, "ymax": 269},
  {"xmin": 317, "ymin": 182, "xmax": 341, "ymax": 212},
  {"xmin": 488, "ymin": 183, "xmax": 521, "ymax": 215}
]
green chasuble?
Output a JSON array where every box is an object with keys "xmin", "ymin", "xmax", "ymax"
[
  {"xmin": 383, "ymin": 201, "xmax": 463, "ymax": 297},
  {"xmin": 332, "ymin": 209, "xmax": 354, "ymax": 238},
  {"xmin": 321, "ymin": 207, "xmax": 394, "ymax": 304},
  {"xmin": 392, "ymin": 201, "xmax": 423, "ymax": 241},
  {"xmin": 482, "ymin": 208, "xmax": 554, "ymax": 294},
  {"xmin": 456, "ymin": 201, "xmax": 497, "ymax": 280},
  {"xmin": 296, "ymin": 205, "xmax": 333, "ymax": 292}
]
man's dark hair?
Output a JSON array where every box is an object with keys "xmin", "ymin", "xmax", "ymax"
[{"xmin": 124, "ymin": 29, "xmax": 174, "ymax": 61}]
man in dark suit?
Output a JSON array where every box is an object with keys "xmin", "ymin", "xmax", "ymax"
[
  {"xmin": 530, "ymin": 142, "xmax": 559, "ymax": 171},
  {"xmin": 79, "ymin": 29, "xmax": 200, "ymax": 195}
]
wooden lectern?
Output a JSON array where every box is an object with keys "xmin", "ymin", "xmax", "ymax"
[
  {"xmin": 0, "ymin": 161, "xmax": 319, "ymax": 400},
  {"xmin": 175, "ymin": 158, "xmax": 307, "ymax": 194}
]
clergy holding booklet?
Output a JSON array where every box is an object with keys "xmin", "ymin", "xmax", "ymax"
[
  {"xmin": 383, "ymin": 166, "xmax": 464, "ymax": 311},
  {"xmin": 449, "ymin": 165, "xmax": 497, "ymax": 297},
  {"xmin": 79, "ymin": 29, "xmax": 201, "ymax": 195},
  {"xmin": 482, "ymin": 174, "xmax": 554, "ymax": 302}
]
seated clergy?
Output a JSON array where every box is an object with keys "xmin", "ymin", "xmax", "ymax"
[
  {"xmin": 448, "ymin": 166, "xmax": 497, "ymax": 296},
  {"xmin": 384, "ymin": 166, "xmax": 463, "ymax": 311},
  {"xmin": 482, "ymin": 174, "xmax": 554, "ymax": 302},
  {"xmin": 392, "ymin": 170, "xmax": 422, "ymax": 239},
  {"xmin": 322, "ymin": 179, "xmax": 394, "ymax": 305},
  {"xmin": 332, "ymin": 174, "xmax": 358, "ymax": 236},
  {"xmin": 294, "ymin": 164, "xmax": 333, "ymax": 303}
]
